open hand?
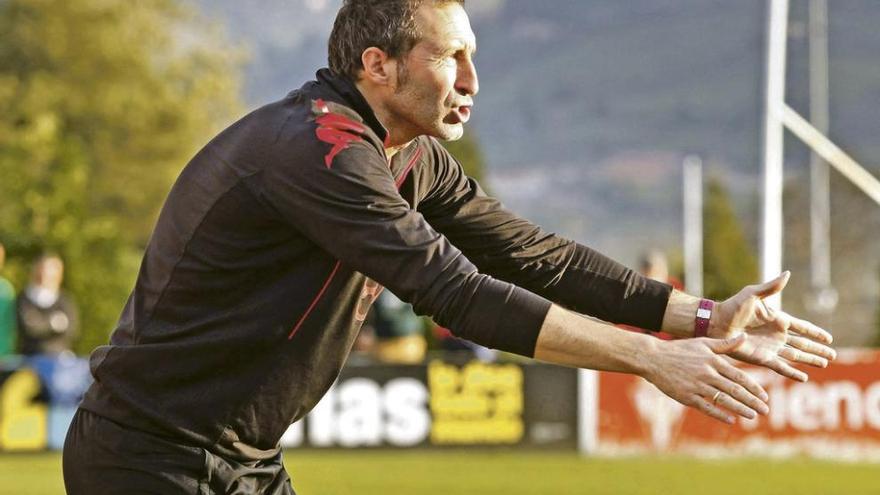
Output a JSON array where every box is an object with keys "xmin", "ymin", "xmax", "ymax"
[
  {"xmin": 708, "ymin": 272, "xmax": 837, "ymax": 382},
  {"xmin": 641, "ymin": 335, "xmax": 770, "ymax": 424}
]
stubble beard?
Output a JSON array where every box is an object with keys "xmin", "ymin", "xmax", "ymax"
[{"xmin": 393, "ymin": 61, "xmax": 461, "ymax": 141}]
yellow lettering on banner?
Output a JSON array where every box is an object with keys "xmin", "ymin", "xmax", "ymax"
[
  {"xmin": 428, "ymin": 361, "xmax": 460, "ymax": 393},
  {"xmin": 0, "ymin": 369, "xmax": 48, "ymax": 451},
  {"xmin": 431, "ymin": 418, "xmax": 524, "ymax": 444},
  {"xmin": 429, "ymin": 394, "xmax": 490, "ymax": 417},
  {"xmin": 495, "ymin": 390, "xmax": 523, "ymax": 415},
  {"xmin": 428, "ymin": 360, "xmax": 524, "ymax": 445}
]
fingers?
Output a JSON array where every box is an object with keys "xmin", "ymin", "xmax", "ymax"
[
  {"xmin": 706, "ymin": 338, "xmax": 773, "ymax": 411},
  {"xmin": 692, "ymin": 354, "xmax": 770, "ymax": 423},
  {"xmin": 779, "ymin": 346, "xmax": 829, "ymax": 368},
  {"xmin": 701, "ymin": 384, "xmax": 760, "ymax": 420},
  {"xmin": 702, "ymin": 387, "xmax": 758, "ymax": 420},
  {"xmin": 700, "ymin": 360, "xmax": 769, "ymax": 420},
  {"xmin": 786, "ymin": 314, "xmax": 834, "ymax": 346},
  {"xmin": 785, "ymin": 334, "xmax": 836, "ymax": 364},
  {"xmin": 752, "ymin": 271, "xmax": 790, "ymax": 298},
  {"xmin": 714, "ymin": 358, "xmax": 770, "ymax": 406},
  {"xmin": 690, "ymin": 395, "xmax": 735, "ymax": 424},
  {"xmin": 788, "ymin": 333, "xmax": 836, "ymax": 359},
  {"xmin": 763, "ymin": 356, "xmax": 808, "ymax": 382}
]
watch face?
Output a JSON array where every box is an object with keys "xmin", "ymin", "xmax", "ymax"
[{"xmin": 696, "ymin": 308, "xmax": 712, "ymax": 319}]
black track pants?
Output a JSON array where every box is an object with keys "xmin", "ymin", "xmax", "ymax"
[{"xmin": 63, "ymin": 408, "xmax": 296, "ymax": 495}]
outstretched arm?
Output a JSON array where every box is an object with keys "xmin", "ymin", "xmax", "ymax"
[
  {"xmin": 533, "ymin": 272, "xmax": 838, "ymax": 424},
  {"xmin": 418, "ymin": 141, "xmax": 834, "ymax": 399},
  {"xmin": 534, "ymin": 304, "xmax": 770, "ymax": 424}
]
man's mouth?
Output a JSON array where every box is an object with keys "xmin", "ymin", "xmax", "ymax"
[
  {"xmin": 450, "ymin": 105, "xmax": 472, "ymax": 124},
  {"xmin": 457, "ymin": 105, "xmax": 471, "ymax": 123}
]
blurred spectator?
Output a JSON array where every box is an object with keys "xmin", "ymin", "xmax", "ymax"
[
  {"xmin": 639, "ymin": 249, "xmax": 684, "ymax": 290},
  {"xmin": 372, "ymin": 291, "xmax": 426, "ymax": 364},
  {"xmin": 16, "ymin": 253, "xmax": 79, "ymax": 355},
  {"xmin": 0, "ymin": 243, "xmax": 16, "ymax": 356}
]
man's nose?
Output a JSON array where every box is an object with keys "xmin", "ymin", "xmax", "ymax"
[{"xmin": 456, "ymin": 58, "xmax": 479, "ymax": 97}]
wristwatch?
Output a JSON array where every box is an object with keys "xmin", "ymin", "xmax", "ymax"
[{"xmin": 694, "ymin": 299, "xmax": 714, "ymax": 338}]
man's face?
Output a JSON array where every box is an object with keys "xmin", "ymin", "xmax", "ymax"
[
  {"xmin": 35, "ymin": 257, "xmax": 64, "ymax": 291},
  {"xmin": 386, "ymin": 3, "xmax": 479, "ymax": 141}
]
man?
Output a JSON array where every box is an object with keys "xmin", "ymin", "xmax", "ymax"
[
  {"xmin": 371, "ymin": 290, "xmax": 427, "ymax": 364},
  {"xmin": 0, "ymin": 243, "xmax": 16, "ymax": 357},
  {"xmin": 16, "ymin": 253, "xmax": 78, "ymax": 356},
  {"xmin": 63, "ymin": 1, "xmax": 836, "ymax": 493},
  {"xmin": 639, "ymin": 250, "xmax": 683, "ymax": 291}
]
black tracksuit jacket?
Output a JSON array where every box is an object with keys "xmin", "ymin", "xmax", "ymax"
[{"xmin": 81, "ymin": 69, "xmax": 672, "ymax": 460}]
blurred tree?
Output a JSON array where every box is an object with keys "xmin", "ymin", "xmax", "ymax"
[
  {"xmin": 0, "ymin": 0, "xmax": 243, "ymax": 354},
  {"xmin": 441, "ymin": 128, "xmax": 487, "ymax": 184},
  {"xmin": 702, "ymin": 178, "xmax": 759, "ymax": 301}
]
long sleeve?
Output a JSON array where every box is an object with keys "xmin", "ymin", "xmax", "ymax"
[
  {"xmin": 417, "ymin": 139, "xmax": 671, "ymax": 331},
  {"xmin": 258, "ymin": 117, "xmax": 551, "ymax": 356}
]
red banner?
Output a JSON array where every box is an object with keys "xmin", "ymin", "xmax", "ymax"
[{"xmin": 595, "ymin": 348, "xmax": 880, "ymax": 460}]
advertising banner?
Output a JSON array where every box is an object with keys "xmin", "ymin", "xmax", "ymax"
[
  {"xmin": 280, "ymin": 360, "xmax": 580, "ymax": 450},
  {"xmin": 0, "ymin": 356, "xmax": 579, "ymax": 453},
  {"xmin": 0, "ymin": 355, "xmax": 91, "ymax": 452},
  {"xmin": 3, "ymin": 349, "xmax": 879, "ymax": 459},
  {"xmin": 591, "ymin": 349, "xmax": 880, "ymax": 460}
]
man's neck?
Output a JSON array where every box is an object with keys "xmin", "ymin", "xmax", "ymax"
[{"xmin": 354, "ymin": 80, "xmax": 413, "ymax": 160}]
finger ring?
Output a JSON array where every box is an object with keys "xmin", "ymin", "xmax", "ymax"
[{"xmin": 712, "ymin": 391, "xmax": 722, "ymax": 403}]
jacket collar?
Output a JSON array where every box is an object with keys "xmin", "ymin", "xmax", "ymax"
[{"xmin": 316, "ymin": 68, "xmax": 389, "ymax": 144}]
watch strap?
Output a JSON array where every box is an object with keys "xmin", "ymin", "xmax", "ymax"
[{"xmin": 694, "ymin": 299, "xmax": 714, "ymax": 338}]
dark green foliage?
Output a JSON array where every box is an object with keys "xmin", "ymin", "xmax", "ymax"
[
  {"xmin": 702, "ymin": 178, "xmax": 759, "ymax": 301},
  {"xmin": 441, "ymin": 129, "xmax": 487, "ymax": 184},
  {"xmin": 0, "ymin": 0, "xmax": 243, "ymax": 354}
]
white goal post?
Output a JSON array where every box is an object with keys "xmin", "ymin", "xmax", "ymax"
[{"xmin": 761, "ymin": 0, "xmax": 880, "ymax": 309}]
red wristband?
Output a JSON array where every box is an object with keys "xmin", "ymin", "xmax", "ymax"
[{"xmin": 694, "ymin": 299, "xmax": 714, "ymax": 338}]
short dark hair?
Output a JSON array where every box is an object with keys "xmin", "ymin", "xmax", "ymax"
[{"xmin": 328, "ymin": 0, "xmax": 465, "ymax": 81}]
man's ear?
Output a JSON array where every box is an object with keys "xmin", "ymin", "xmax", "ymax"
[{"xmin": 360, "ymin": 47, "xmax": 397, "ymax": 87}]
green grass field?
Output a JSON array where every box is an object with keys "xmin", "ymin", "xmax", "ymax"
[{"xmin": 2, "ymin": 451, "xmax": 878, "ymax": 495}]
